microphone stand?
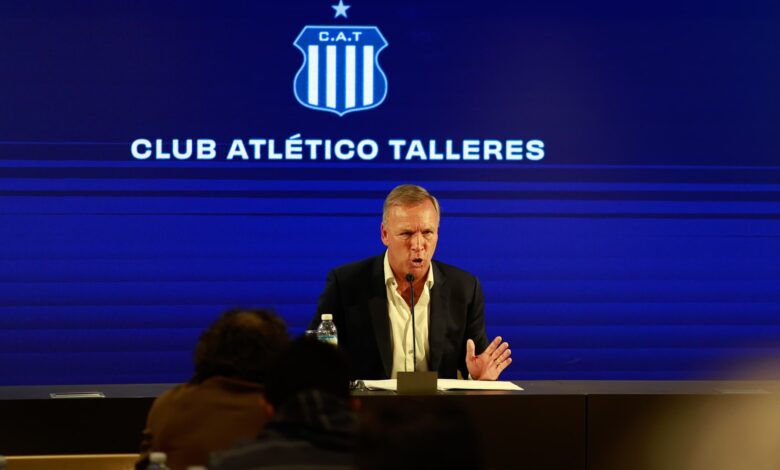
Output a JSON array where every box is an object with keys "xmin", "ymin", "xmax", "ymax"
[
  {"xmin": 396, "ymin": 272, "xmax": 437, "ymax": 394},
  {"xmin": 406, "ymin": 273, "xmax": 417, "ymax": 371}
]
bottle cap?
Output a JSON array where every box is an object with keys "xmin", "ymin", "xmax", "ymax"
[
  {"xmin": 321, "ymin": 313, "xmax": 333, "ymax": 321},
  {"xmin": 149, "ymin": 452, "xmax": 167, "ymax": 463}
]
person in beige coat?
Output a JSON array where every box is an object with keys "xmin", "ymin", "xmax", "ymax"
[{"xmin": 137, "ymin": 308, "xmax": 289, "ymax": 470}]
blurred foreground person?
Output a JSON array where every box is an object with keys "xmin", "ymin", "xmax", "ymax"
[
  {"xmin": 358, "ymin": 399, "xmax": 484, "ymax": 470},
  {"xmin": 137, "ymin": 309, "xmax": 289, "ymax": 470},
  {"xmin": 211, "ymin": 337, "xmax": 356, "ymax": 470}
]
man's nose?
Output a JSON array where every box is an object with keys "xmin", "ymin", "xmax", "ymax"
[{"xmin": 410, "ymin": 232, "xmax": 424, "ymax": 250}]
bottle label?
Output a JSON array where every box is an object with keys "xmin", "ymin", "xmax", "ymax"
[{"xmin": 318, "ymin": 334, "xmax": 338, "ymax": 346}]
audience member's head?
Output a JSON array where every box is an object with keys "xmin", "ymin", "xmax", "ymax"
[
  {"xmin": 357, "ymin": 399, "xmax": 484, "ymax": 470},
  {"xmin": 192, "ymin": 308, "xmax": 289, "ymax": 384},
  {"xmin": 264, "ymin": 337, "xmax": 351, "ymax": 409}
]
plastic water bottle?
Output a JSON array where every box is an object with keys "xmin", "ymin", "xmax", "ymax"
[
  {"xmin": 147, "ymin": 452, "xmax": 170, "ymax": 470},
  {"xmin": 317, "ymin": 313, "xmax": 338, "ymax": 346}
]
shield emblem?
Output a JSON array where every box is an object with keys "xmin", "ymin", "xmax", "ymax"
[{"xmin": 294, "ymin": 26, "xmax": 388, "ymax": 116}]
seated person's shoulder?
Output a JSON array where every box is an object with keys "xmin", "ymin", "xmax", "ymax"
[
  {"xmin": 210, "ymin": 439, "xmax": 253, "ymax": 470},
  {"xmin": 148, "ymin": 383, "xmax": 189, "ymax": 411}
]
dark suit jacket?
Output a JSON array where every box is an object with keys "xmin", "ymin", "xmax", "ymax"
[{"xmin": 311, "ymin": 255, "xmax": 489, "ymax": 379}]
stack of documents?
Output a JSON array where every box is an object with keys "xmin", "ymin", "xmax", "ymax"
[{"xmin": 355, "ymin": 379, "xmax": 522, "ymax": 392}]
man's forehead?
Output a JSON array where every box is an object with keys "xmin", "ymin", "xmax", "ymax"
[
  {"xmin": 387, "ymin": 200, "xmax": 438, "ymax": 217},
  {"xmin": 386, "ymin": 204, "xmax": 439, "ymax": 226},
  {"xmin": 391, "ymin": 220, "xmax": 438, "ymax": 231}
]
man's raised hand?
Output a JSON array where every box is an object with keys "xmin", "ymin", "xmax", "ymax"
[{"xmin": 466, "ymin": 336, "xmax": 512, "ymax": 381}]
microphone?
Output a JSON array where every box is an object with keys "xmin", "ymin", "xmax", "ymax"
[
  {"xmin": 396, "ymin": 272, "xmax": 436, "ymax": 394},
  {"xmin": 405, "ymin": 273, "xmax": 417, "ymax": 372}
]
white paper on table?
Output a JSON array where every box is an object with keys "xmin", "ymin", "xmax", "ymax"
[
  {"xmin": 359, "ymin": 379, "xmax": 399, "ymax": 391},
  {"xmin": 357, "ymin": 379, "xmax": 522, "ymax": 392},
  {"xmin": 437, "ymin": 379, "xmax": 523, "ymax": 391}
]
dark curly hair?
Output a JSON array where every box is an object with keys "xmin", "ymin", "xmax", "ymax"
[
  {"xmin": 263, "ymin": 337, "xmax": 351, "ymax": 408},
  {"xmin": 192, "ymin": 308, "xmax": 289, "ymax": 384}
]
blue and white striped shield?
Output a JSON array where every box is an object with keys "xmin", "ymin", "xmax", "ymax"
[{"xmin": 293, "ymin": 26, "xmax": 388, "ymax": 116}]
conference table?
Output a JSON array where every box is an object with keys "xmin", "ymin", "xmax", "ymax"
[{"xmin": 2, "ymin": 381, "xmax": 780, "ymax": 470}]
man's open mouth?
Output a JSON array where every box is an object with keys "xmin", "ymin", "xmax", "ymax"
[{"xmin": 412, "ymin": 258, "xmax": 424, "ymax": 266}]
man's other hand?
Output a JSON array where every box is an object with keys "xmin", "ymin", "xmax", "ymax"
[{"xmin": 466, "ymin": 336, "xmax": 512, "ymax": 381}]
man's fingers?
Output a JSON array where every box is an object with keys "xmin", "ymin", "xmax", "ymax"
[
  {"xmin": 491, "ymin": 342, "xmax": 509, "ymax": 361},
  {"xmin": 466, "ymin": 339, "xmax": 476, "ymax": 360},
  {"xmin": 496, "ymin": 349, "xmax": 511, "ymax": 364},
  {"xmin": 483, "ymin": 336, "xmax": 502, "ymax": 356},
  {"xmin": 498, "ymin": 357, "xmax": 512, "ymax": 372}
]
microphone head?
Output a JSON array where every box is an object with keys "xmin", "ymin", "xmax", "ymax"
[{"xmin": 405, "ymin": 273, "xmax": 415, "ymax": 282}]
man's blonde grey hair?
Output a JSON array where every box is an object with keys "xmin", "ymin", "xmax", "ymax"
[{"xmin": 382, "ymin": 184, "xmax": 441, "ymax": 224}]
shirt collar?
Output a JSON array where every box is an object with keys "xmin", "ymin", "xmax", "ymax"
[{"xmin": 383, "ymin": 250, "xmax": 435, "ymax": 289}]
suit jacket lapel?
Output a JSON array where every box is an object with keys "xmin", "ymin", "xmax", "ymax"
[
  {"xmin": 428, "ymin": 261, "xmax": 449, "ymax": 373},
  {"xmin": 368, "ymin": 256, "xmax": 392, "ymax": 378}
]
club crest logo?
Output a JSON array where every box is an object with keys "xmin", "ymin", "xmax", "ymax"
[{"xmin": 293, "ymin": 2, "xmax": 388, "ymax": 116}]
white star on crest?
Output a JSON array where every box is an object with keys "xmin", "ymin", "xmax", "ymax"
[{"xmin": 331, "ymin": 0, "xmax": 350, "ymax": 18}]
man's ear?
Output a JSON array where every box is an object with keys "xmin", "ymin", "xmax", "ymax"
[{"xmin": 380, "ymin": 223, "xmax": 389, "ymax": 247}]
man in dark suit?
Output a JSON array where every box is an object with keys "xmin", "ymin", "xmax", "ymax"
[{"xmin": 312, "ymin": 185, "xmax": 511, "ymax": 380}]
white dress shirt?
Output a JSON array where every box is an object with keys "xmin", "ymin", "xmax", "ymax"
[{"xmin": 383, "ymin": 251, "xmax": 435, "ymax": 378}]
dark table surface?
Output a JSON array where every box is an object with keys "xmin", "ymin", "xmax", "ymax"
[
  {"xmin": 3, "ymin": 380, "xmax": 780, "ymax": 399},
  {"xmin": 4, "ymin": 380, "xmax": 780, "ymax": 470}
]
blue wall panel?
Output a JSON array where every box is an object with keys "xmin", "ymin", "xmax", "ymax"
[{"xmin": 0, "ymin": 0, "xmax": 778, "ymax": 385}]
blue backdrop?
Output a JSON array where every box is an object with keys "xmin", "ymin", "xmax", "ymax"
[{"xmin": 1, "ymin": 0, "xmax": 779, "ymax": 385}]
